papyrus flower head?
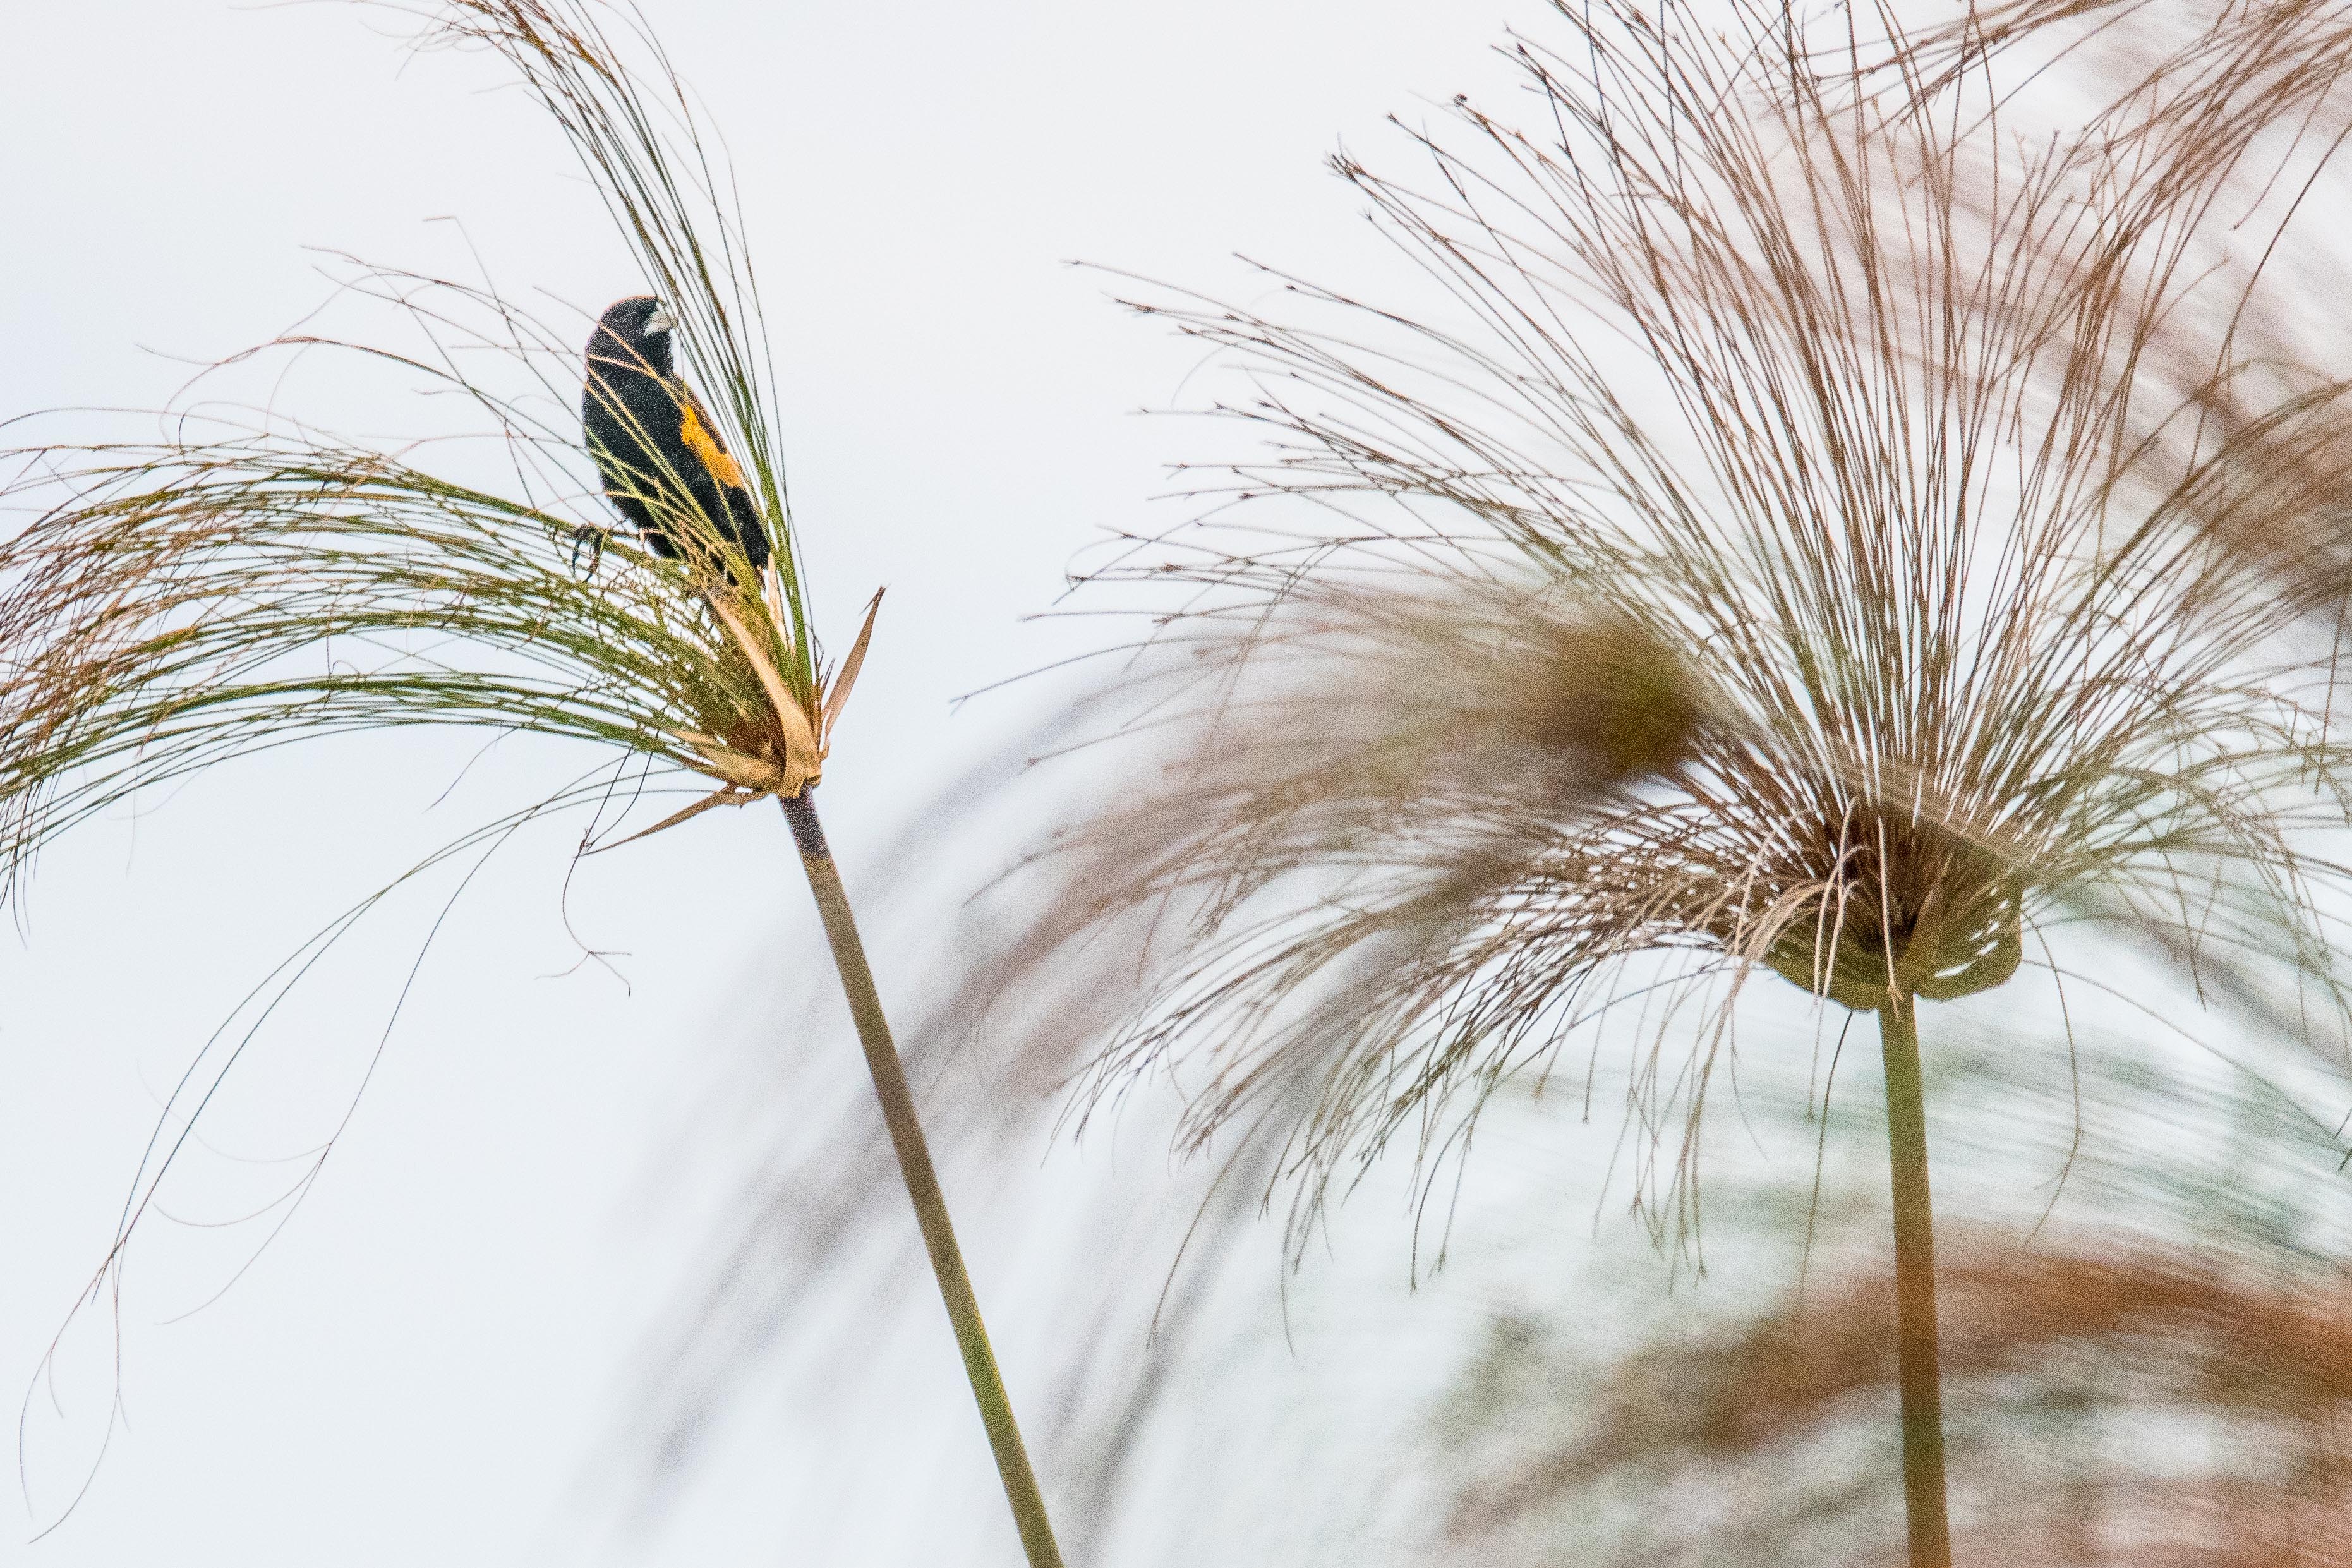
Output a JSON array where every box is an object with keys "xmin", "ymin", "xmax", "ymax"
[
  {"xmin": 975, "ymin": 0, "xmax": 2352, "ymax": 1228},
  {"xmin": 0, "ymin": 0, "xmax": 884, "ymax": 891}
]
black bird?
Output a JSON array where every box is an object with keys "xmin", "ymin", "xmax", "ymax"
[{"xmin": 582, "ymin": 296, "xmax": 770, "ymax": 571}]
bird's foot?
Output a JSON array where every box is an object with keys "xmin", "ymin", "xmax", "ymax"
[{"xmin": 567, "ymin": 523, "xmax": 612, "ymax": 577}]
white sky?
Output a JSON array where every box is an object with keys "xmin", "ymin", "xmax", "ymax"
[
  {"xmin": 19, "ymin": 5, "xmax": 2352, "ymax": 1566},
  {"xmin": 0, "ymin": 3, "xmax": 1529, "ymax": 1564}
]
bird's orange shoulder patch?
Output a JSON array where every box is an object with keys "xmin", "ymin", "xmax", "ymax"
[{"xmin": 677, "ymin": 391, "xmax": 750, "ymax": 492}]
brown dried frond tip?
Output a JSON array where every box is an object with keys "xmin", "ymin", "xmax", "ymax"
[{"xmin": 1456, "ymin": 1241, "xmax": 2352, "ymax": 1565}]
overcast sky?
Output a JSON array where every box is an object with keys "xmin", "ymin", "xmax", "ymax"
[{"xmin": 0, "ymin": 3, "xmax": 1537, "ymax": 1564}]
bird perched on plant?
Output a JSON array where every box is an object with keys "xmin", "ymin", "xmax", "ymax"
[{"xmin": 582, "ymin": 295, "xmax": 770, "ymax": 572}]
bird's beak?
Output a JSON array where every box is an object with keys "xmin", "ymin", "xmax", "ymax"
[{"xmin": 644, "ymin": 304, "xmax": 678, "ymax": 335}]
